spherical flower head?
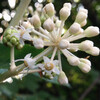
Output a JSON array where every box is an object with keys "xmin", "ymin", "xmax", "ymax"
[{"xmin": 58, "ymin": 71, "xmax": 68, "ymax": 85}]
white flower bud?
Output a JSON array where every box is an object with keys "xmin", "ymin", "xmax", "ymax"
[
  {"xmin": 67, "ymin": 56, "xmax": 80, "ymax": 66},
  {"xmin": 75, "ymin": 28, "xmax": 84, "ymax": 35},
  {"xmin": 80, "ymin": 19, "xmax": 87, "ymax": 27},
  {"xmin": 86, "ymin": 47, "xmax": 100, "ymax": 56},
  {"xmin": 69, "ymin": 22, "xmax": 81, "ymax": 35},
  {"xmin": 79, "ymin": 40, "xmax": 94, "ymax": 51},
  {"xmin": 79, "ymin": 8, "xmax": 88, "ymax": 14},
  {"xmin": 58, "ymin": 71, "xmax": 68, "ymax": 85},
  {"xmin": 78, "ymin": 62, "xmax": 91, "ymax": 73},
  {"xmin": 28, "ymin": 6, "xmax": 34, "ymax": 14},
  {"xmin": 80, "ymin": 58, "xmax": 91, "ymax": 66},
  {"xmin": 75, "ymin": 9, "xmax": 87, "ymax": 24},
  {"xmin": 55, "ymin": 20, "xmax": 61, "ymax": 28},
  {"xmin": 43, "ymin": 18, "xmax": 55, "ymax": 32},
  {"xmin": 22, "ymin": 21, "xmax": 32, "ymax": 29},
  {"xmin": 44, "ymin": 3, "xmax": 55, "ymax": 17},
  {"xmin": 59, "ymin": 7, "xmax": 70, "ymax": 21},
  {"xmin": 84, "ymin": 26, "xmax": 99, "ymax": 37},
  {"xmin": 33, "ymin": 38, "xmax": 44, "ymax": 49},
  {"xmin": 30, "ymin": 15, "xmax": 41, "ymax": 28},
  {"xmin": 63, "ymin": 3, "xmax": 72, "ymax": 10},
  {"xmin": 59, "ymin": 39, "xmax": 69, "ymax": 49}
]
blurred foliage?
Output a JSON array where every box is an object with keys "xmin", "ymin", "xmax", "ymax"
[{"xmin": 0, "ymin": 0, "xmax": 100, "ymax": 100}]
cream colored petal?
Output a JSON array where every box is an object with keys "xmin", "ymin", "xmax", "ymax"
[
  {"xmin": 22, "ymin": 32, "xmax": 32, "ymax": 40},
  {"xmin": 43, "ymin": 56, "xmax": 50, "ymax": 63}
]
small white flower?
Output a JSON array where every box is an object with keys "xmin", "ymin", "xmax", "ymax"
[
  {"xmin": 11, "ymin": 28, "xmax": 32, "ymax": 45},
  {"xmin": 37, "ymin": 56, "xmax": 60, "ymax": 79},
  {"xmin": 15, "ymin": 53, "xmax": 36, "ymax": 69}
]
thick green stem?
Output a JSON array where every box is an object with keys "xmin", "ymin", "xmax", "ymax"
[
  {"xmin": 0, "ymin": 64, "xmax": 25, "ymax": 83},
  {"xmin": 3, "ymin": 0, "xmax": 31, "ymax": 36},
  {"xmin": 9, "ymin": 0, "xmax": 31, "ymax": 27},
  {"xmin": 10, "ymin": 47, "xmax": 16, "ymax": 71}
]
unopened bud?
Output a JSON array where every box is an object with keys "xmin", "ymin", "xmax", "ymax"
[
  {"xmin": 17, "ymin": 44, "xmax": 24, "ymax": 49},
  {"xmin": 80, "ymin": 19, "xmax": 87, "ymax": 27},
  {"xmin": 86, "ymin": 47, "xmax": 100, "ymax": 56},
  {"xmin": 59, "ymin": 39, "xmax": 69, "ymax": 49},
  {"xmin": 79, "ymin": 40, "xmax": 93, "ymax": 51},
  {"xmin": 43, "ymin": 18, "xmax": 55, "ymax": 32},
  {"xmin": 33, "ymin": 38, "xmax": 44, "ymax": 49},
  {"xmin": 80, "ymin": 58, "xmax": 91, "ymax": 66},
  {"xmin": 84, "ymin": 26, "xmax": 99, "ymax": 37},
  {"xmin": 30, "ymin": 15, "xmax": 41, "ymax": 28},
  {"xmin": 22, "ymin": 21, "xmax": 32, "ymax": 29},
  {"xmin": 28, "ymin": 6, "xmax": 34, "ymax": 14},
  {"xmin": 69, "ymin": 22, "xmax": 81, "ymax": 34},
  {"xmin": 75, "ymin": 9, "xmax": 88, "ymax": 24},
  {"xmin": 63, "ymin": 3, "xmax": 71, "ymax": 10},
  {"xmin": 44, "ymin": 3, "xmax": 55, "ymax": 17},
  {"xmin": 78, "ymin": 62, "xmax": 91, "ymax": 73},
  {"xmin": 58, "ymin": 71, "xmax": 68, "ymax": 85},
  {"xmin": 60, "ymin": 7, "xmax": 70, "ymax": 21},
  {"xmin": 67, "ymin": 56, "xmax": 80, "ymax": 66}
]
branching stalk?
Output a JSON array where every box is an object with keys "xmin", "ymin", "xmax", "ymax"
[{"xmin": 10, "ymin": 47, "xmax": 16, "ymax": 71}]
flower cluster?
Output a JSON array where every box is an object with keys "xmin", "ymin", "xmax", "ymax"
[{"xmin": 2, "ymin": 2, "xmax": 100, "ymax": 85}]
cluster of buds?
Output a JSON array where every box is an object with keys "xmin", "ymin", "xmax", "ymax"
[
  {"xmin": 2, "ymin": 2, "xmax": 100, "ymax": 85},
  {"xmin": 3, "ymin": 28, "xmax": 21, "ymax": 49}
]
